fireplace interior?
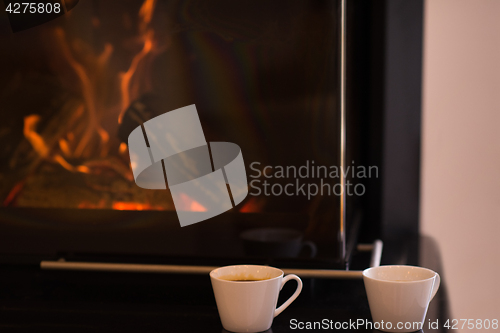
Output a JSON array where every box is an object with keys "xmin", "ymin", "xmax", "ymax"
[{"xmin": 0, "ymin": 0, "xmax": 375, "ymax": 270}]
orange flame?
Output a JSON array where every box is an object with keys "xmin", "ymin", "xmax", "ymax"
[
  {"xmin": 118, "ymin": 33, "xmax": 154, "ymax": 123},
  {"xmin": 23, "ymin": 115, "xmax": 50, "ymax": 158},
  {"xmin": 97, "ymin": 128, "xmax": 110, "ymax": 157},
  {"xmin": 118, "ymin": 0, "xmax": 157, "ymax": 124},
  {"xmin": 23, "ymin": 115, "xmax": 90, "ymax": 174},
  {"xmin": 190, "ymin": 201, "xmax": 207, "ymax": 212},
  {"xmin": 10, "ymin": 1, "xmax": 163, "ymax": 211},
  {"xmin": 59, "ymin": 138, "xmax": 71, "ymax": 157},
  {"xmin": 119, "ymin": 142, "xmax": 128, "ymax": 154},
  {"xmin": 178, "ymin": 193, "xmax": 207, "ymax": 212},
  {"xmin": 3, "ymin": 180, "xmax": 25, "ymax": 206},
  {"xmin": 112, "ymin": 201, "xmax": 165, "ymax": 211},
  {"xmin": 139, "ymin": 0, "xmax": 156, "ymax": 31},
  {"xmin": 239, "ymin": 197, "xmax": 266, "ymax": 213}
]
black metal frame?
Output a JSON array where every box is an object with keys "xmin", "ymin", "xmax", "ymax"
[
  {"xmin": 0, "ymin": 0, "xmax": 424, "ymax": 267},
  {"xmin": 350, "ymin": 0, "xmax": 423, "ymax": 243}
]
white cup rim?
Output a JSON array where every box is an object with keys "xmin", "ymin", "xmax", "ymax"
[
  {"xmin": 210, "ymin": 264, "xmax": 284, "ymax": 283},
  {"xmin": 363, "ymin": 265, "xmax": 438, "ymax": 284}
]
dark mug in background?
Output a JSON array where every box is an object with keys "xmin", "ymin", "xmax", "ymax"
[{"xmin": 240, "ymin": 228, "xmax": 317, "ymax": 258}]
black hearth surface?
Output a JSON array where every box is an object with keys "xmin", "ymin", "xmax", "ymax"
[{"xmin": 0, "ymin": 236, "xmax": 449, "ymax": 333}]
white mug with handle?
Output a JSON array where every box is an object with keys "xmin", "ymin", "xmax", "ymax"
[
  {"xmin": 363, "ymin": 265, "xmax": 441, "ymax": 333},
  {"xmin": 210, "ymin": 264, "xmax": 303, "ymax": 333}
]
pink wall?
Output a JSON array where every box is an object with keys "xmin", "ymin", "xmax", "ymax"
[{"xmin": 422, "ymin": 0, "xmax": 500, "ymax": 326}]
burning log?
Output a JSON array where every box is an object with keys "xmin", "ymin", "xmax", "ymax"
[{"xmin": 3, "ymin": 98, "xmax": 85, "ymax": 205}]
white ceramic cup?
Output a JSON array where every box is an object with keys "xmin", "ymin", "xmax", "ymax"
[
  {"xmin": 363, "ymin": 265, "xmax": 440, "ymax": 333},
  {"xmin": 210, "ymin": 265, "xmax": 302, "ymax": 333}
]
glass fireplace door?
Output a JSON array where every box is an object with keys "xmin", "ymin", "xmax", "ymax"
[{"xmin": 0, "ymin": 0, "xmax": 349, "ymax": 267}]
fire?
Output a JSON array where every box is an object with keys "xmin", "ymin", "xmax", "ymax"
[
  {"xmin": 23, "ymin": 115, "xmax": 49, "ymax": 158},
  {"xmin": 139, "ymin": 0, "xmax": 156, "ymax": 31},
  {"xmin": 97, "ymin": 128, "xmax": 110, "ymax": 158},
  {"xmin": 7, "ymin": 0, "xmax": 168, "ymax": 212},
  {"xmin": 118, "ymin": 0, "xmax": 157, "ymax": 124},
  {"xmin": 3, "ymin": 181, "xmax": 25, "ymax": 206},
  {"xmin": 58, "ymin": 138, "xmax": 71, "ymax": 157},
  {"xmin": 178, "ymin": 193, "xmax": 207, "ymax": 212},
  {"xmin": 23, "ymin": 115, "xmax": 90, "ymax": 174},
  {"xmin": 25, "ymin": 0, "xmax": 158, "ymax": 177},
  {"xmin": 54, "ymin": 28, "xmax": 109, "ymax": 158},
  {"xmin": 119, "ymin": 143, "xmax": 128, "ymax": 154},
  {"xmin": 239, "ymin": 197, "xmax": 266, "ymax": 213},
  {"xmin": 118, "ymin": 31, "xmax": 154, "ymax": 124},
  {"xmin": 112, "ymin": 201, "xmax": 164, "ymax": 211},
  {"xmin": 190, "ymin": 201, "xmax": 207, "ymax": 212}
]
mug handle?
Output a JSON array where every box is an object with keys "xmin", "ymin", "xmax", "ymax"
[
  {"xmin": 430, "ymin": 273, "xmax": 441, "ymax": 301},
  {"xmin": 274, "ymin": 274, "xmax": 303, "ymax": 317},
  {"xmin": 302, "ymin": 241, "xmax": 317, "ymax": 258}
]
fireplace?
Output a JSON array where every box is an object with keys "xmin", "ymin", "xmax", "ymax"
[{"xmin": 0, "ymin": 0, "xmax": 422, "ymax": 271}]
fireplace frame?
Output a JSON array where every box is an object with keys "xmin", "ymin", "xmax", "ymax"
[{"xmin": 0, "ymin": 0, "xmax": 424, "ymax": 272}]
